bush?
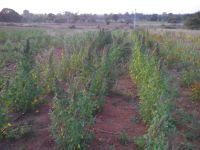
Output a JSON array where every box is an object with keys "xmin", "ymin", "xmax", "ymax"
[{"xmin": 69, "ymin": 25, "xmax": 76, "ymax": 29}]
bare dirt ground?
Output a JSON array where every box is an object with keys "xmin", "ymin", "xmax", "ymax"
[
  {"xmin": 89, "ymin": 75, "xmax": 147, "ymax": 150},
  {"xmin": 0, "ymin": 99, "xmax": 55, "ymax": 150}
]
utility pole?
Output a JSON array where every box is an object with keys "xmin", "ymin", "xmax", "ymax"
[{"xmin": 133, "ymin": 9, "xmax": 137, "ymax": 29}]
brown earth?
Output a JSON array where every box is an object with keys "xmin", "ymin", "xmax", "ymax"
[
  {"xmin": 89, "ymin": 75, "xmax": 147, "ymax": 150},
  {"xmin": 0, "ymin": 99, "xmax": 55, "ymax": 150}
]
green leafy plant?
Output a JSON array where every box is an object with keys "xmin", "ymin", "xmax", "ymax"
[
  {"xmin": 181, "ymin": 70, "xmax": 200, "ymax": 87},
  {"xmin": 134, "ymin": 136, "xmax": 146, "ymax": 149},
  {"xmin": 119, "ymin": 131, "xmax": 129, "ymax": 145},
  {"xmin": 191, "ymin": 81, "xmax": 200, "ymax": 101},
  {"xmin": 50, "ymin": 31, "xmax": 130, "ymax": 149},
  {"xmin": 3, "ymin": 39, "xmax": 41, "ymax": 112},
  {"xmin": 129, "ymin": 31, "xmax": 176, "ymax": 150},
  {"xmin": 4, "ymin": 123, "xmax": 32, "ymax": 140},
  {"xmin": 0, "ymin": 107, "xmax": 7, "ymax": 140},
  {"xmin": 51, "ymin": 79, "xmax": 94, "ymax": 150}
]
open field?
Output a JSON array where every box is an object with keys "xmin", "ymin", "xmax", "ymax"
[
  {"xmin": 0, "ymin": 21, "xmax": 187, "ymax": 30},
  {"xmin": 0, "ymin": 25, "xmax": 200, "ymax": 150},
  {"xmin": 0, "ymin": 22, "xmax": 131, "ymax": 30}
]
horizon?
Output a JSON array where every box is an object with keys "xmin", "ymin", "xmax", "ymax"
[{"xmin": 1, "ymin": 0, "xmax": 200, "ymax": 15}]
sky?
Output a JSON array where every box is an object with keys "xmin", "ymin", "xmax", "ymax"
[{"xmin": 0, "ymin": 0, "xmax": 200, "ymax": 15}]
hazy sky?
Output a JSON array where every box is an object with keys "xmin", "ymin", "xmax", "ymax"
[{"xmin": 1, "ymin": 0, "xmax": 200, "ymax": 14}]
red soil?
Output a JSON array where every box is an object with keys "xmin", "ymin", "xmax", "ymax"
[
  {"xmin": 89, "ymin": 75, "xmax": 147, "ymax": 150},
  {"xmin": 0, "ymin": 101, "xmax": 55, "ymax": 150}
]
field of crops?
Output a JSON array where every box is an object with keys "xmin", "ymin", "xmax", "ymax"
[{"xmin": 0, "ymin": 26, "xmax": 200, "ymax": 150}]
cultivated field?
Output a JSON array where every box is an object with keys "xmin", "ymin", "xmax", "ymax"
[{"xmin": 0, "ymin": 25, "xmax": 200, "ymax": 150}]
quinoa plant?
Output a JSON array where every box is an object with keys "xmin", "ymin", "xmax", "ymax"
[
  {"xmin": 51, "ymin": 79, "xmax": 94, "ymax": 150},
  {"xmin": 129, "ymin": 31, "xmax": 176, "ymax": 150},
  {"xmin": 0, "ymin": 101, "xmax": 7, "ymax": 140},
  {"xmin": 4, "ymin": 39, "xmax": 41, "ymax": 112},
  {"xmin": 50, "ymin": 30, "xmax": 130, "ymax": 149}
]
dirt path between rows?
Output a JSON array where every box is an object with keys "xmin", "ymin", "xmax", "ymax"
[{"xmin": 89, "ymin": 75, "xmax": 147, "ymax": 150}]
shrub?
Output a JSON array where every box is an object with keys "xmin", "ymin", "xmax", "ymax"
[
  {"xmin": 69, "ymin": 25, "xmax": 76, "ymax": 29},
  {"xmin": 105, "ymin": 20, "xmax": 110, "ymax": 25}
]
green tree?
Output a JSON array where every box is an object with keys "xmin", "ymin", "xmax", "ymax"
[
  {"xmin": 185, "ymin": 11, "xmax": 200, "ymax": 29},
  {"xmin": 112, "ymin": 14, "xmax": 119, "ymax": 22},
  {"xmin": 0, "ymin": 8, "xmax": 22, "ymax": 22}
]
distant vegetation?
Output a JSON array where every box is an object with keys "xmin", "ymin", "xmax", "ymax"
[
  {"xmin": 185, "ymin": 11, "xmax": 200, "ymax": 29},
  {"xmin": 0, "ymin": 8, "xmax": 192, "ymax": 25},
  {"xmin": 0, "ymin": 8, "xmax": 22, "ymax": 22}
]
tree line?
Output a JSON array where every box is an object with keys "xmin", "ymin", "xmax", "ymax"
[{"xmin": 0, "ymin": 8, "xmax": 199, "ymax": 29}]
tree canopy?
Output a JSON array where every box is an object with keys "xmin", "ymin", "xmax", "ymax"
[
  {"xmin": 0, "ymin": 8, "xmax": 22, "ymax": 22},
  {"xmin": 185, "ymin": 12, "xmax": 200, "ymax": 29}
]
